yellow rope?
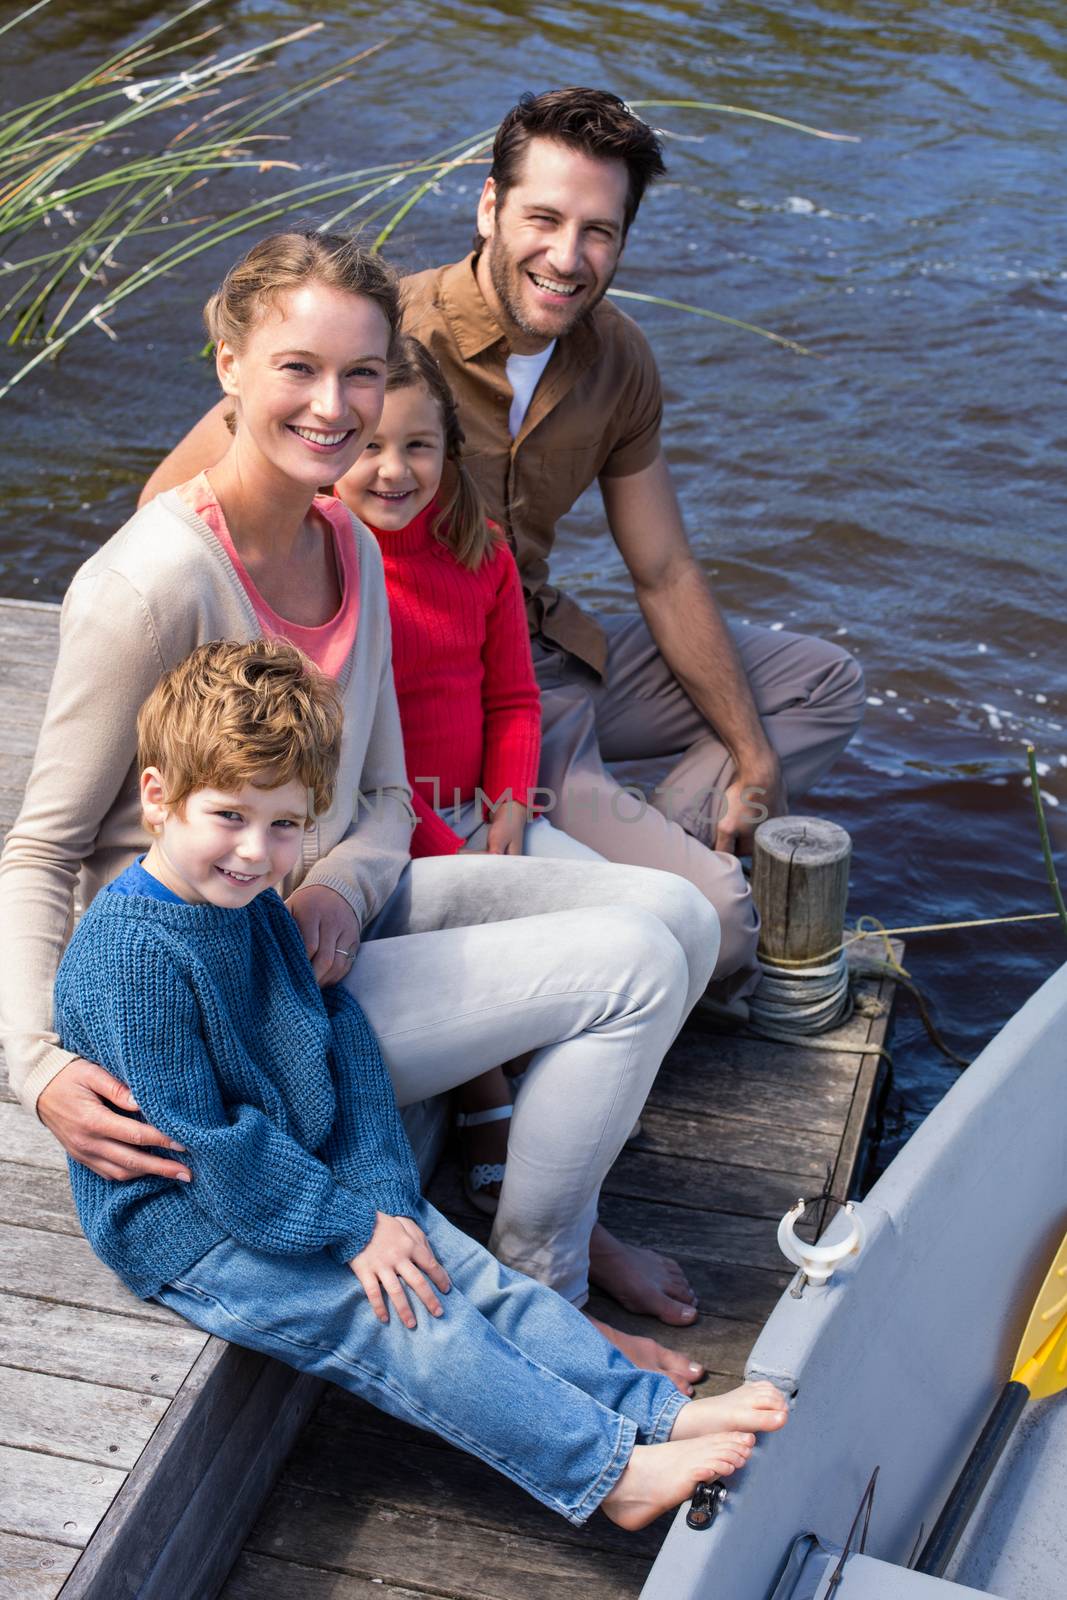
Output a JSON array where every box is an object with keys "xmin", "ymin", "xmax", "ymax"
[{"xmin": 759, "ymin": 910, "xmax": 1059, "ymax": 971}]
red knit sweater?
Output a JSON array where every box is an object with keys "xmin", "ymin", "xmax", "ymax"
[{"xmin": 366, "ymin": 501, "xmax": 541, "ymax": 857}]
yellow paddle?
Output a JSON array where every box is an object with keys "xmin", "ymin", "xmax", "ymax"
[{"xmin": 916, "ymin": 1227, "xmax": 1067, "ymax": 1576}]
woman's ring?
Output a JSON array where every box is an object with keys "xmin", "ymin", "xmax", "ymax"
[{"xmin": 335, "ymin": 946, "xmax": 354, "ymax": 959}]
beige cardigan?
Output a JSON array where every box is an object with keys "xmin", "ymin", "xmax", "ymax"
[{"xmin": 0, "ymin": 489, "xmax": 415, "ymax": 1111}]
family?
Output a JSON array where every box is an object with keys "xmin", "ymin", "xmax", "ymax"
[{"xmin": 0, "ymin": 89, "xmax": 863, "ymax": 1528}]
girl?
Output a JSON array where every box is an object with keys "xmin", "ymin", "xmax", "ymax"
[
  {"xmin": 0, "ymin": 229, "xmax": 722, "ymax": 1386},
  {"xmin": 336, "ymin": 335, "xmax": 601, "ymax": 1212}
]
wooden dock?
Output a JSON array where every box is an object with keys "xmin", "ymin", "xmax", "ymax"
[{"xmin": 0, "ymin": 597, "xmax": 898, "ymax": 1599}]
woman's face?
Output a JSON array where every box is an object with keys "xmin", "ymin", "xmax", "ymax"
[{"xmin": 217, "ymin": 282, "xmax": 391, "ymax": 491}]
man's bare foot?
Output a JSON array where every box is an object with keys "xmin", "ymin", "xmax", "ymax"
[
  {"xmin": 589, "ymin": 1223, "xmax": 698, "ymax": 1326},
  {"xmin": 670, "ymin": 1380, "xmax": 788, "ymax": 1440},
  {"xmin": 601, "ymin": 1432, "xmax": 755, "ymax": 1531},
  {"xmin": 585, "ymin": 1314, "xmax": 705, "ymax": 1395}
]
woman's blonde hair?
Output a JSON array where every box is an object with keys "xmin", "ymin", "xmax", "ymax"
[
  {"xmin": 387, "ymin": 335, "xmax": 496, "ymax": 571},
  {"xmin": 137, "ymin": 639, "xmax": 344, "ymax": 822},
  {"xmin": 203, "ymin": 229, "xmax": 401, "ymax": 355}
]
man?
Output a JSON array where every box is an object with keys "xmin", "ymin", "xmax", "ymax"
[{"xmin": 140, "ymin": 88, "xmax": 865, "ymax": 1015}]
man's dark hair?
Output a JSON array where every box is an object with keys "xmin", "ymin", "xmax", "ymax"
[{"xmin": 483, "ymin": 88, "xmax": 666, "ymax": 243}]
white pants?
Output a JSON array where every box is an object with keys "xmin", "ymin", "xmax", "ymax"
[
  {"xmin": 444, "ymin": 797, "xmax": 606, "ymax": 864},
  {"xmin": 343, "ymin": 854, "xmax": 719, "ymax": 1303}
]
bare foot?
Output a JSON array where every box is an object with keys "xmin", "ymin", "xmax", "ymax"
[
  {"xmin": 585, "ymin": 1313, "xmax": 705, "ymax": 1395},
  {"xmin": 670, "ymin": 1380, "xmax": 788, "ymax": 1440},
  {"xmin": 601, "ymin": 1432, "xmax": 755, "ymax": 1531},
  {"xmin": 589, "ymin": 1223, "xmax": 698, "ymax": 1326}
]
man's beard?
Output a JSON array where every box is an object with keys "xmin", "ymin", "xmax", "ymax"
[{"xmin": 486, "ymin": 236, "xmax": 615, "ymax": 341}]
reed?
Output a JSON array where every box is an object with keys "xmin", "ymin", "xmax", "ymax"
[
  {"xmin": 0, "ymin": 3, "xmax": 856, "ymax": 398},
  {"xmin": 1027, "ymin": 746, "xmax": 1067, "ymax": 942},
  {"xmin": 0, "ymin": 0, "xmax": 472, "ymax": 396}
]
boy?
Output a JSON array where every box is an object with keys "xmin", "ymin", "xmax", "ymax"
[{"xmin": 55, "ymin": 639, "xmax": 783, "ymax": 1528}]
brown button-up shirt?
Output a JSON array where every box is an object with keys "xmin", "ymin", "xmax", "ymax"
[{"xmin": 402, "ymin": 254, "xmax": 663, "ymax": 677}]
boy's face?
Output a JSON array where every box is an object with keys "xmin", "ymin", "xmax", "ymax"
[{"xmin": 140, "ymin": 773, "xmax": 308, "ymax": 907}]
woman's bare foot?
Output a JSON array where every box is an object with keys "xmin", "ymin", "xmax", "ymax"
[
  {"xmin": 670, "ymin": 1380, "xmax": 788, "ymax": 1440},
  {"xmin": 585, "ymin": 1313, "xmax": 705, "ymax": 1395},
  {"xmin": 601, "ymin": 1432, "xmax": 755, "ymax": 1531},
  {"xmin": 589, "ymin": 1223, "xmax": 698, "ymax": 1326}
]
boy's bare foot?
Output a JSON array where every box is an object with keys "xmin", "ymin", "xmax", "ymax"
[
  {"xmin": 601, "ymin": 1432, "xmax": 755, "ymax": 1531},
  {"xmin": 589, "ymin": 1223, "xmax": 698, "ymax": 1326},
  {"xmin": 670, "ymin": 1380, "xmax": 788, "ymax": 1440},
  {"xmin": 585, "ymin": 1314, "xmax": 705, "ymax": 1395}
]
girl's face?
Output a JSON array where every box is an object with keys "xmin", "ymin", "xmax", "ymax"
[
  {"xmin": 216, "ymin": 282, "xmax": 391, "ymax": 492},
  {"xmin": 335, "ymin": 380, "xmax": 445, "ymax": 530}
]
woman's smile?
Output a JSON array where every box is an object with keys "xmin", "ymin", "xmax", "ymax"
[{"xmin": 286, "ymin": 423, "xmax": 358, "ymax": 454}]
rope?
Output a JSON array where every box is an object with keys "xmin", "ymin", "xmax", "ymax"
[
  {"xmin": 749, "ymin": 950, "xmax": 852, "ymax": 1037},
  {"xmin": 746, "ymin": 915, "xmax": 974, "ymax": 1069},
  {"xmin": 757, "ymin": 910, "xmax": 1059, "ymax": 971}
]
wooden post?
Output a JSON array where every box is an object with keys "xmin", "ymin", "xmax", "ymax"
[{"xmin": 751, "ymin": 816, "xmax": 852, "ymax": 969}]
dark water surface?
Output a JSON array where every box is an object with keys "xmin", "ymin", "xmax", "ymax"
[{"xmin": 2, "ymin": 1, "xmax": 1064, "ymax": 1167}]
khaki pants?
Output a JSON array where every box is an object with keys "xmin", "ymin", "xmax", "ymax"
[{"xmin": 533, "ymin": 614, "xmax": 866, "ymax": 999}]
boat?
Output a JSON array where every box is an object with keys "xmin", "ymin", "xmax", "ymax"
[{"xmin": 641, "ymin": 958, "xmax": 1067, "ymax": 1600}]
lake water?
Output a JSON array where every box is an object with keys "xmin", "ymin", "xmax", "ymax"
[{"xmin": 2, "ymin": 0, "xmax": 1064, "ymax": 1169}]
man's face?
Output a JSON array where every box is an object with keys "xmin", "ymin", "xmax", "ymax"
[{"xmin": 476, "ymin": 137, "xmax": 629, "ymax": 350}]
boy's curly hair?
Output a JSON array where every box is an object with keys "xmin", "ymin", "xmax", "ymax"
[{"xmin": 136, "ymin": 639, "xmax": 344, "ymax": 821}]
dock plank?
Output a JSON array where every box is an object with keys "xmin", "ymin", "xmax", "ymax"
[
  {"xmin": 0, "ymin": 1103, "xmax": 67, "ymax": 1171},
  {"xmin": 0, "ymin": 1366, "xmax": 168, "ymax": 1469},
  {"xmin": 243, "ymin": 1489, "xmax": 651, "ymax": 1600},
  {"xmin": 630, "ymin": 1101, "xmax": 840, "ymax": 1180},
  {"xmin": 223, "ymin": 1550, "xmax": 440, "ymax": 1599},
  {"xmin": 0, "ymin": 1531, "xmax": 78, "ymax": 1600},
  {"xmin": 1, "ymin": 1163, "xmax": 80, "ymax": 1235},
  {"xmin": 0, "ymin": 1223, "xmax": 180, "ymax": 1327},
  {"xmin": 0, "ymin": 1442, "xmax": 124, "ymax": 1547},
  {"xmin": 0, "ymin": 1293, "xmax": 204, "ymax": 1394},
  {"xmin": 603, "ymin": 1145, "xmax": 821, "ymax": 1218}
]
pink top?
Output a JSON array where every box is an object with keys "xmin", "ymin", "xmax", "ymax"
[{"xmin": 177, "ymin": 473, "xmax": 360, "ymax": 680}]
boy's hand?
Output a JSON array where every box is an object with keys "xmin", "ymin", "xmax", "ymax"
[
  {"xmin": 349, "ymin": 1213, "xmax": 451, "ymax": 1329},
  {"xmin": 287, "ymin": 883, "xmax": 361, "ymax": 987},
  {"xmin": 484, "ymin": 801, "xmax": 529, "ymax": 857},
  {"xmin": 37, "ymin": 1058, "xmax": 192, "ymax": 1182}
]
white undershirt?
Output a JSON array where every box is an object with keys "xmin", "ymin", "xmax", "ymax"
[{"xmin": 505, "ymin": 342, "xmax": 556, "ymax": 439}]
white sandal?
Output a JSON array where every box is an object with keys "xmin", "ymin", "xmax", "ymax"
[{"xmin": 456, "ymin": 1103, "xmax": 512, "ymax": 1216}]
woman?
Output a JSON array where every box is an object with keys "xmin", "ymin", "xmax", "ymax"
[{"xmin": 0, "ymin": 231, "xmax": 719, "ymax": 1387}]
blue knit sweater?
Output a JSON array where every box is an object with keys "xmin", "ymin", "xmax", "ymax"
[{"xmin": 54, "ymin": 882, "xmax": 421, "ymax": 1299}]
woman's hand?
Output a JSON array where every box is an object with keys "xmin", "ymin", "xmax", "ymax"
[
  {"xmin": 286, "ymin": 883, "xmax": 361, "ymax": 987},
  {"xmin": 485, "ymin": 800, "xmax": 530, "ymax": 857},
  {"xmin": 37, "ymin": 1058, "xmax": 192, "ymax": 1181},
  {"xmin": 348, "ymin": 1213, "xmax": 451, "ymax": 1328}
]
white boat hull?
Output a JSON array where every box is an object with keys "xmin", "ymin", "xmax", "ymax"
[{"xmin": 641, "ymin": 959, "xmax": 1067, "ymax": 1600}]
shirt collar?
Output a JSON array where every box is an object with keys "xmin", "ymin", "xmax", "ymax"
[{"xmin": 435, "ymin": 253, "xmax": 601, "ymax": 369}]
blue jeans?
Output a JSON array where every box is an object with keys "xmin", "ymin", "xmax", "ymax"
[{"xmin": 155, "ymin": 1197, "xmax": 687, "ymax": 1524}]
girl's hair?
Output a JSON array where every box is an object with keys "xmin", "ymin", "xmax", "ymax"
[
  {"xmin": 387, "ymin": 335, "xmax": 496, "ymax": 571},
  {"xmin": 203, "ymin": 229, "xmax": 401, "ymax": 355}
]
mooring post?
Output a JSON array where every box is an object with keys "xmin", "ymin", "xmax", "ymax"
[{"xmin": 751, "ymin": 816, "xmax": 852, "ymax": 969}]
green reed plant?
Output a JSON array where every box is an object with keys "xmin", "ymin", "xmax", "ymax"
[
  {"xmin": 0, "ymin": 0, "xmax": 473, "ymax": 396},
  {"xmin": 1027, "ymin": 746, "xmax": 1067, "ymax": 942},
  {"xmin": 0, "ymin": 3, "xmax": 858, "ymax": 399}
]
